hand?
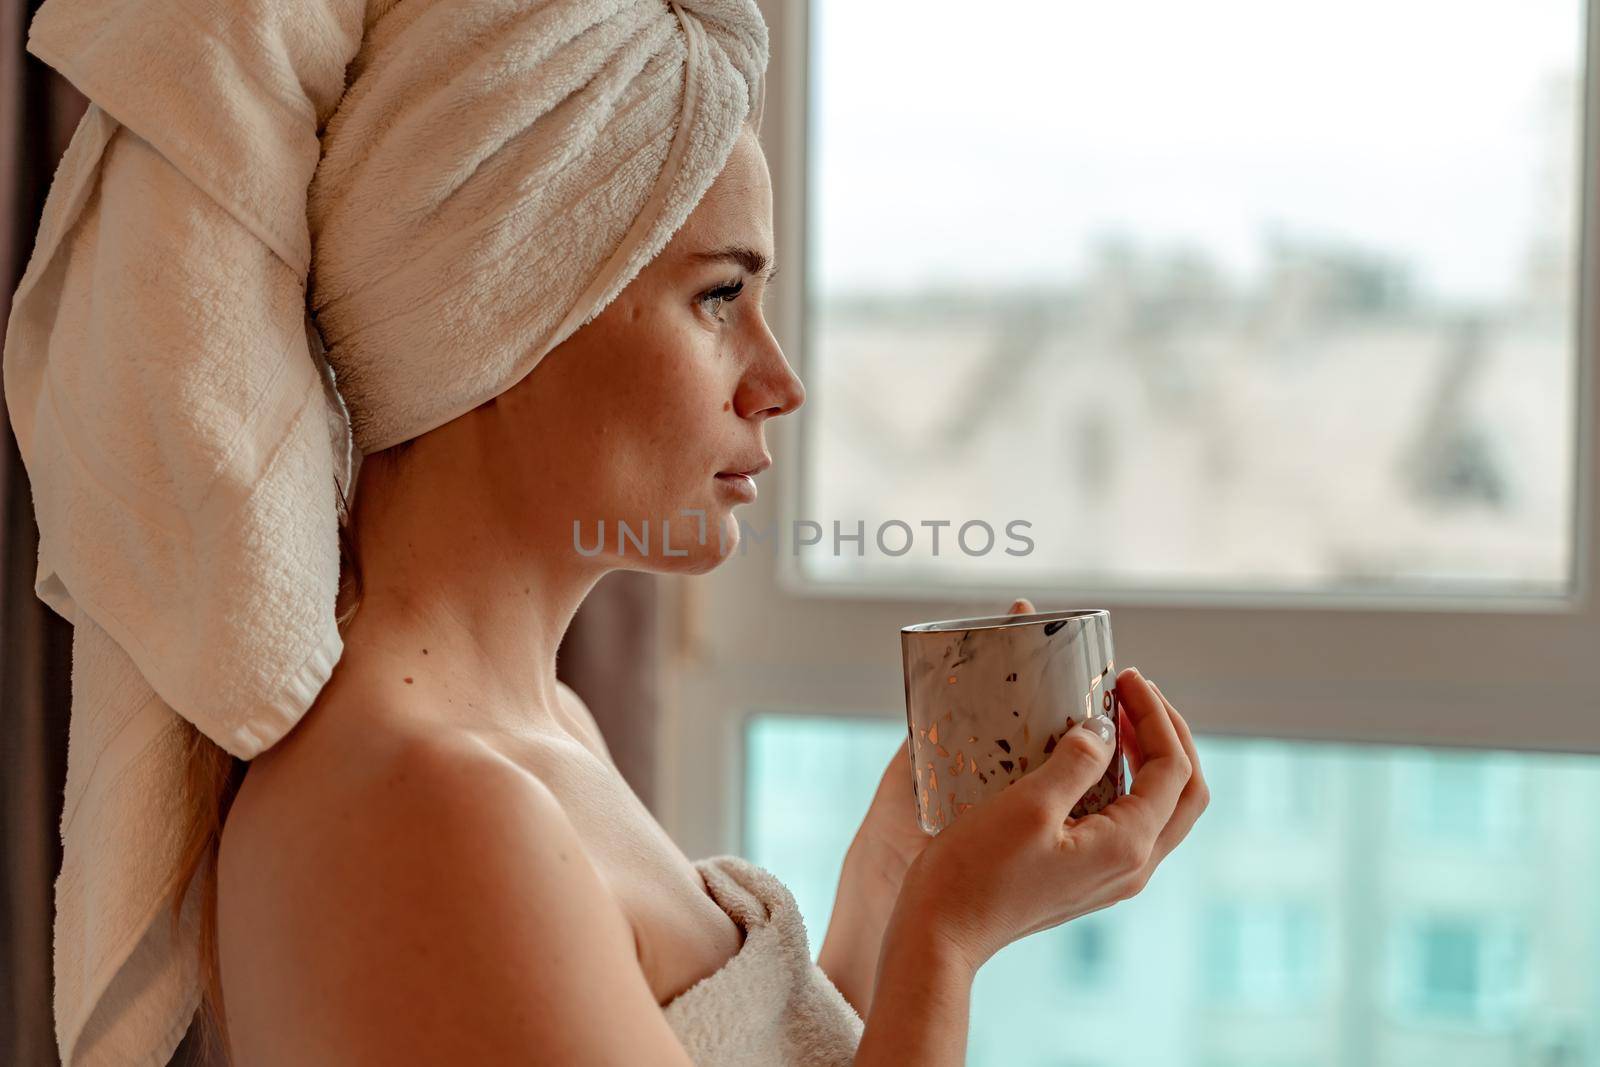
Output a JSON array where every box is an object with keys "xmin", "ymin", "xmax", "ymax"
[
  {"xmin": 896, "ymin": 667, "xmax": 1209, "ymax": 973},
  {"xmin": 817, "ymin": 597, "xmax": 1040, "ymax": 1017}
]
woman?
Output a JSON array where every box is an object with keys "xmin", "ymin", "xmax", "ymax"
[
  {"xmin": 214, "ymin": 116, "xmax": 1209, "ymax": 1062},
  {"xmin": 10, "ymin": 0, "xmax": 1206, "ymax": 1063}
]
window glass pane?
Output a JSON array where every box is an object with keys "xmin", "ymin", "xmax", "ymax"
[
  {"xmin": 805, "ymin": 0, "xmax": 1584, "ymax": 595},
  {"xmin": 744, "ymin": 713, "xmax": 1600, "ymax": 1066}
]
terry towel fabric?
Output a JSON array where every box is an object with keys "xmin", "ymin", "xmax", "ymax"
[
  {"xmin": 670, "ymin": 856, "xmax": 865, "ymax": 1067},
  {"xmin": 1, "ymin": 1, "xmax": 767, "ymax": 1064}
]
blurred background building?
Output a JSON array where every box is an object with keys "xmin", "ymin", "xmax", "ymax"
[{"xmin": 747, "ymin": 721, "xmax": 1600, "ymax": 1067}]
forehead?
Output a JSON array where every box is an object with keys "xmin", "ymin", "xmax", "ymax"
[{"xmin": 666, "ymin": 130, "xmax": 773, "ymax": 262}]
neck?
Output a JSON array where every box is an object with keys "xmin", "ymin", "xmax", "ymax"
[{"xmin": 335, "ymin": 450, "xmax": 609, "ymax": 736}]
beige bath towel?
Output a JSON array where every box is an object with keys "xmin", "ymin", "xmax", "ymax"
[{"xmin": 671, "ymin": 856, "xmax": 866, "ymax": 1066}]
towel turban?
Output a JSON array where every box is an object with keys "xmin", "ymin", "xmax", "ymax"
[
  {"xmin": 314, "ymin": 0, "xmax": 769, "ymax": 453},
  {"xmin": 4, "ymin": 0, "xmax": 768, "ymax": 1063}
]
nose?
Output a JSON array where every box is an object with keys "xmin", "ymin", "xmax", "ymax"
[{"xmin": 735, "ymin": 327, "xmax": 806, "ymax": 420}]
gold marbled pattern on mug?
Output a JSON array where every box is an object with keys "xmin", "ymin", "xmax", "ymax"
[{"xmin": 901, "ymin": 613, "xmax": 1124, "ymax": 834}]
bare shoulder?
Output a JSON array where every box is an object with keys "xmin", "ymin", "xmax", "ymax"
[{"xmin": 218, "ymin": 731, "xmax": 691, "ymax": 1065}]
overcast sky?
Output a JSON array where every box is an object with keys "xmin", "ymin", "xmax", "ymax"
[{"xmin": 811, "ymin": 0, "xmax": 1585, "ymax": 304}]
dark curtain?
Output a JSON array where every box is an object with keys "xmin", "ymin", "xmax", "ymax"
[
  {"xmin": 557, "ymin": 569, "xmax": 662, "ymax": 811},
  {"xmin": 1, "ymin": 2, "xmax": 85, "ymax": 1064},
  {"xmin": 1, "ymin": 3, "xmax": 661, "ymax": 1062}
]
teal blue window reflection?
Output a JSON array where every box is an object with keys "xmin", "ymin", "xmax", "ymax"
[{"xmin": 744, "ymin": 713, "xmax": 1600, "ymax": 1067}]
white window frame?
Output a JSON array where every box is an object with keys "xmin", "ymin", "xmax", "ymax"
[{"xmin": 658, "ymin": 0, "xmax": 1600, "ymax": 857}]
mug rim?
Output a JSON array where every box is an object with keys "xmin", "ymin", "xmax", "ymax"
[{"xmin": 901, "ymin": 608, "xmax": 1109, "ymax": 634}]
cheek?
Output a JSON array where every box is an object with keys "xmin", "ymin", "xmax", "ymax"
[
  {"xmin": 586, "ymin": 299, "xmax": 737, "ymax": 486},
  {"xmin": 639, "ymin": 337, "xmax": 736, "ymax": 427},
  {"xmin": 604, "ymin": 345, "xmax": 729, "ymax": 488}
]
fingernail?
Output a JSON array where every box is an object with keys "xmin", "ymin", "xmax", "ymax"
[{"xmin": 1076, "ymin": 714, "xmax": 1116, "ymax": 746}]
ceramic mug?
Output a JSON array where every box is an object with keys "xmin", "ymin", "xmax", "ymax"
[{"xmin": 901, "ymin": 608, "xmax": 1124, "ymax": 834}]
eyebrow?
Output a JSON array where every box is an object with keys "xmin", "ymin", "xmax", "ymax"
[{"xmin": 688, "ymin": 245, "xmax": 778, "ymax": 281}]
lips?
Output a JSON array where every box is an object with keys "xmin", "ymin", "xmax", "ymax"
[
  {"xmin": 716, "ymin": 455, "xmax": 772, "ymax": 479},
  {"xmin": 714, "ymin": 470, "xmax": 758, "ymax": 501}
]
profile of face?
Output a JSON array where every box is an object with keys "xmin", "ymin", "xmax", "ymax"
[{"xmin": 446, "ymin": 124, "xmax": 803, "ymax": 575}]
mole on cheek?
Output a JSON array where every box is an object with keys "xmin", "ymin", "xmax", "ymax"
[{"xmin": 723, "ymin": 400, "xmax": 732, "ymax": 412}]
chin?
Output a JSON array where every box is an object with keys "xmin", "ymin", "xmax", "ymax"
[
  {"xmin": 690, "ymin": 510, "xmax": 742, "ymax": 572},
  {"xmin": 654, "ymin": 542, "xmax": 732, "ymax": 576},
  {"xmin": 634, "ymin": 504, "xmax": 740, "ymax": 575},
  {"xmin": 713, "ymin": 510, "xmax": 743, "ymax": 560}
]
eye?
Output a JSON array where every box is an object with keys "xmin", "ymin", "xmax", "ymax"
[{"xmin": 699, "ymin": 280, "xmax": 744, "ymax": 322}]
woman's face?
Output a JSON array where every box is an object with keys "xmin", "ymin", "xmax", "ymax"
[{"xmin": 484, "ymin": 126, "xmax": 803, "ymax": 573}]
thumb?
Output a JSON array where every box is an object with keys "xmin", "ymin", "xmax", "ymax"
[
  {"xmin": 877, "ymin": 735, "xmax": 912, "ymax": 797},
  {"xmin": 1015, "ymin": 713, "xmax": 1116, "ymax": 817}
]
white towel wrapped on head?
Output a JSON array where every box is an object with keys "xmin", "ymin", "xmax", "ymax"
[{"xmin": 2, "ymin": 1, "xmax": 766, "ymax": 1064}]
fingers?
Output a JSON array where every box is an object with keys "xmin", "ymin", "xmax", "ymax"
[
  {"xmin": 1008, "ymin": 597, "xmax": 1035, "ymax": 615},
  {"xmin": 882, "ymin": 733, "xmax": 909, "ymax": 772},
  {"xmin": 1152, "ymin": 682, "xmax": 1202, "ymax": 789},
  {"xmin": 876, "ymin": 735, "xmax": 912, "ymax": 800},
  {"xmin": 1100, "ymin": 668, "xmax": 1190, "ymax": 842},
  {"xmin": 1018, "ymin": 711, "xmax": 1117, "ymax": 821},
  {"xmin": 1117, "ymin": 703, "xmax": 1146, "ymax": 776},
  {"xmin": 1144, "ymin": 680, "xmax": 1209, "ymax": 864}
]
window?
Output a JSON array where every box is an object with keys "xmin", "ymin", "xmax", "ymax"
[
  {"xmin": 742, "ymin": 713, "xmax": 903, "ymax": 931},
  {"xmin": 1206, "ymin": 741, "xmax": 1326, "ymax": 833},
  {"xmin": 1062, "ymin": 916, "xmax": 1113, "ymax": 984},
  {"xmin": 739, "ymin": 720, "xmax": 1600, "ymax": 1066},
  {"xmin": 1203, "ymin": 899, "xmax": 1326, "ymax": 1011},
  {"xmin": 801, "ymin": 0, "xmax": 1584, "ymax": 598},
  {"xmin": 1389, "ymin": 749, "xmax": 1528, "ymax": 850},
  {"xmin": 1385, "ymin": 916, "xmax": 1533, "ymax": 1027},
  {"xmin": 662, "ymin": 1, "xmax": 1600, "ymax": 1062}
]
